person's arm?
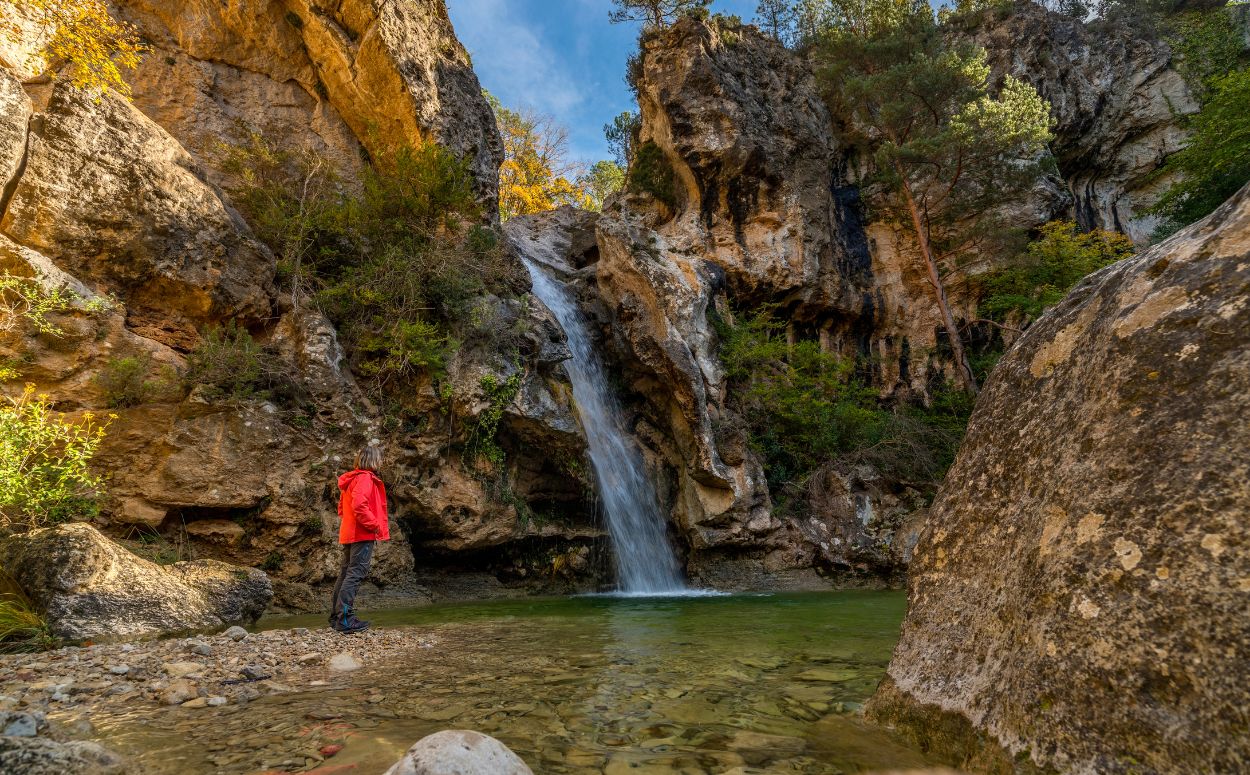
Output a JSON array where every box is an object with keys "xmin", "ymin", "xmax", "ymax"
[{"xmin": 351, "ymin": 477, "xmax": 379, "ymax": 532}]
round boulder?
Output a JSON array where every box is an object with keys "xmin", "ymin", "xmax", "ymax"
[{"xmin": 384, "ymin": 730, "xmax": 532, "ymax": 775}]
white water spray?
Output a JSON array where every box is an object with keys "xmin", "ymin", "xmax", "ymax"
[{"xmin": 523, "ymin": 258, "xmax": 685, "ymax": 594}]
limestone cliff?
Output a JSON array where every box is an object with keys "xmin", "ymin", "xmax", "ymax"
[
  {"xmin": 0, "ymin": 0, "xmax": 600, "ymax": 609},
  {"xmin": 0, "ymin": 0, "xmax": 1234, "ymax": 605},
  {"xmin": 867, "ymin": 183, "xmax": 1250, "ymax": 775},
  {"xmin": 564, "ymin": 6, "xmax": 1226, "ymax": 583}
]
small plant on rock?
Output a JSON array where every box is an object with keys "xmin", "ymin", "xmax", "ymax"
[
  {"xmin": 93, "ymin": 352, "xmax": 181, "ymax": 408},
  {"xmin": 0, "ymin": 384, "xmax": 112, "ymax": 530},
  {"xmin": 0, "ymin": 273, "xmax": 111, "ymax": 336},
  {"xmin": 186, "ymin": 322, "xmax": 279, "ymax": 401}
]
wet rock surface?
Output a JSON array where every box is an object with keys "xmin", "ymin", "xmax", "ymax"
[
  {"xmin": 869, "ymin": 185, "xmax": 1250, "ymax": 772},
  {"xmin": 0, "ymin": 523, "xmax": 271, "ymax": 640}
]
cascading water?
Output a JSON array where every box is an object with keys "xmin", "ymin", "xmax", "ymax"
[{"xmin": 523, "ymin": 258, "xmax": 685, "ymax": 594}]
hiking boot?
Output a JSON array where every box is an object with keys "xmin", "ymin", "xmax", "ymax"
[{"xmin": 339, "ymin": 616, "xmax": 370, "ymax": 634}]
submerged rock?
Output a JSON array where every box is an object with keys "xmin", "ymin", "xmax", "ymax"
[
  {"xmin": 0, "ymin": 523, "xmax": 271, "ymax": 641},
  {"xmin": 385, "ymin": 730, "xmax": 533, "ymax": 775},
  {"xmin": 0, "ymin": 737, "xmax": 125, "ymax": 775},
  {"xmin": 869, "ymin": 184, "xmax": 1250, "ymax": 773}
]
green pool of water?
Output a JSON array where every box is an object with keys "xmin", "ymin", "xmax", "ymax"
[{"xmin": 95, "ymin": 590, "xmax": 935, "ymax": 773}]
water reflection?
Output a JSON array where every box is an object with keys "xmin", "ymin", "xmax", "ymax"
[{"xmin": 89, "ymin": 591, "xmax": 935, "ymax": 773}]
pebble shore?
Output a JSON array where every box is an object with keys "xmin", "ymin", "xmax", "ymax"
[{"xmin": 1, "ymin": 625, "xmax": 436, "ymax": 718}]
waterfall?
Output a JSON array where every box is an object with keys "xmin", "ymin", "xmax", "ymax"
[{"xmin": 522, "ymin": 258, "xmax": 685, "ymax": 594}]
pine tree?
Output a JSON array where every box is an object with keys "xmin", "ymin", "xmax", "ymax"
[
  {"xmin": 604, "ymin": 111, "xmax": 641, "ymax": 167},
  {"xmin": 609, "ymin": 0, "xmax": 712, "ymax": 28},
  {"xmin": 816, "ymin": 8, "xmax": 1051, "ymax": 395},
  {"xmin": 755, "ymin": 0, "xmax": 798, "ymax": 45}
]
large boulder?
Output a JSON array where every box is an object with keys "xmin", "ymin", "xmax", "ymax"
[
  {"xmin": 385, "ymin": 730, "xmax": 533, "ymax": 775},
  {"xmin": 0, "ymin": 82, "xmax": 275, "ymax": 349},
  {"xmin": 0, "ymin": 523, "xmax": 272, "ymax": 640},
  {"xmin": 868, "ymin": 185, "xmax": 1250, "ymax": 773}
]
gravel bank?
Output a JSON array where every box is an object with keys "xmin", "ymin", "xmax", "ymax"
[{"xmin": 0, "ymin": 625, "xmax": 436, "ymax": 717}]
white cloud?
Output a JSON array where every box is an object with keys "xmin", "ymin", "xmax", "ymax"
[{"xmin": 447, "ymin": 0, "xmax": 585, "ymax": 117}]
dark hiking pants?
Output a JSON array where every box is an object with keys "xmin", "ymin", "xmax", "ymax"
[{"xmin": 330, "ymin": 540, "xmax": 375, "ymax": 625}]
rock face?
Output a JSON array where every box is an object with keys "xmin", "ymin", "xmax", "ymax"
[
  {"xmin": 973, "ymin": 2, "xmax": 1204, "ymax": 243},
  {"xmin": 565, "ymin": 6, "xmax": 1226, "ymax": 582},
  {"xmin": 0, "ymin": 523, "xmax": 272, "ymax": 640},
  {"xmin": 115, "ymin": 0, "xmax": 503, "ymax": 210},
  {"xmin": 385, "ymin": 730, "xmax": 534, "ymax": 775},
  {"xmin": 1, "ymin": 79, "xmax": 274, "ymax": 349},
  {"xmin": 867, "ymin": 185, "xmax": 1250, "ymax": 773},
  {"xmin": 0, "ymin": 0, "xmax": 607, "ymax": 607}
]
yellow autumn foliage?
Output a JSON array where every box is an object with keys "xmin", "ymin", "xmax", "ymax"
[
  {"xmin": 488, "ymin": 92, "xmax": 593, "ymax": 220},
  {"xmin": 2, "ymin": 0, "xmax": 145, "ymax": 96}
]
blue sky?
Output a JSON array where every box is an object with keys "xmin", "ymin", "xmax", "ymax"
[{"xmin": 447, "ymin": 0, "xmax": 760, "ymax": 167}]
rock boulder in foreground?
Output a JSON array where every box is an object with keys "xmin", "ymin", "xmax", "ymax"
[
  {"xmin": 0, "ymin": 522, "xmax": 272, "ymax": 640},
  {"xmin": 385, "ymin": 730, "xmax": 533, "ymax": 775},
  {"xmin": 868, "ymin": 184, "xmax": 1250, "ymax": 773}
]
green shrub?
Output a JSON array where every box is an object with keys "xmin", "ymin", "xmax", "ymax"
[
  {"xmin": 93, "ymin": 353, "xmax": 180, "ymax": 408},
  {"xmin": 717, "ymin": 308, "xmax": 972, "ymax": 494},
  {"xmin": 223, "ymin": 137, "xmax": 519, "ymax": 398},
  {"xmin": 466, "ymin": 372, "xmax": 522, "ymax": 468},
  {"xmin": 1168, "ymin": 8, "xmax": 1245, "ymax": 91},
  {"xmin": 977, "ymin": 221, "xmax": 1134, "ymax": 323},
  {"xmin": 0, "ymin": 273, "xmax": 111, "ymax": 336},
  {"xmin": 0, "ymin": 384, "xmax": 111, "ymax": 530},
  {"xmin": 184, "ymin": 321, "xmax": 299, "ymax": 402},
  {"xmin": 1146, "ymin": 67, "xmax": 1250, "ymax": 238},
  {"xmin": 260, "ymin": 551, "xmax": 283, "ymax": 572},
  {"xmin": 187, "ymin": 322, "xmax": 263, "ymax": 398},
  {"xmin": 629, "ymin": 141, "xmax": 677, "ymax": 208}
]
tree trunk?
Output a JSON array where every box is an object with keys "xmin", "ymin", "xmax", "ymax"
[{"xmin": 895, "ymin": 169, "xmax": 980, "ymax": 396}]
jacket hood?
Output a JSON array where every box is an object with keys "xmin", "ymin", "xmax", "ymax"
[{"xmin": 338, "ymin": 469, "xmax": 377, "ymax": 490}]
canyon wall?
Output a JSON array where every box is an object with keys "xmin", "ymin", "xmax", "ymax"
[
  {"xmin": 562, "ymin": 6, "xmax": 1217, "ymax": 584},
  {"xmin": 0, "ymin": 0, "xmax": 601, "ymax": 609},
  {"xmin": 0, "ymin": 1, "xmax": 1234, "ymax": 604}
]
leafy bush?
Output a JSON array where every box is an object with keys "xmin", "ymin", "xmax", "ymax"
[
  {"xmin": 977, "ymin": 221, "xmax": 1134, "ymax": 323},
  {"xmin": 1146, "ymin": 67, "xmax": 1250, "ymax": 238},
  {"xmin": 223, "ymin": 137, "xmax": 519, "ymax": 398},
  {"xmin": 186, "ymin": 322, "xmax": 269, "ymax": 400},
  {"xmin": 628, "ymin": 141, "xmax": 677, "ymax": 208},
  {"xmin": 466, "ymin": 372, "xmax": 522, "ymax": 467},
  {"xmin": 0, "ymin": 384, "xmax": 111, "ymax": 530},
  {"xmin": 0, "ymin": 273, "xmax": 111, "ymax": 336},
  {"xmin": 716, "ymin": 308, "xmax": 969, "ymax": 494},
  {"xmin": 93, "ymin": 353, "xmax": 180, "ymax": 408},
  {"xmin": 1168, "ymin": 8, "xmax": 1246, "ymax": 91}
]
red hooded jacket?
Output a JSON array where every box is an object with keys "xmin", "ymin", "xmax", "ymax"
[{"xmin": 337, "ymin": 469, "xmax": 390, "ymax": 544}]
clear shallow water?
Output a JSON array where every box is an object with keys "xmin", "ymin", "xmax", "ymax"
[{"xmin": 93, "ymin": 591, "xmax": 934, "ymax": 773}]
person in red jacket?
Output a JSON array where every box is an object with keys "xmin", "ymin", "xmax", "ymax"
[{"xmin": 330, "ymin": 444, "xmax": 390, "ymax": 633}]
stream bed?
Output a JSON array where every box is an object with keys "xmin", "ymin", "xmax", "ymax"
[{"xmin": 90, "ymin": 590, "xmax": 935, "ymax": 773}]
